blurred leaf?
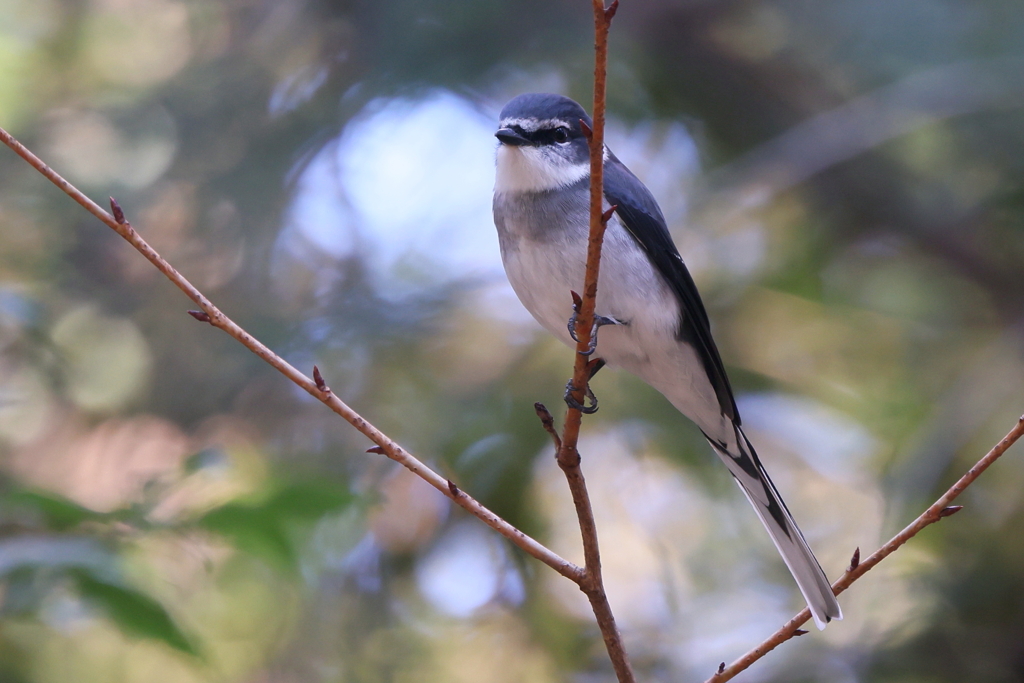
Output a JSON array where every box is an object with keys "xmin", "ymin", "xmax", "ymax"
[
  {"xmin": 198, "ymin": 502, "xmax": 295, "ymax": 569},
  {"xmin": 71, "ymin": 569, "xmax": 198, "ymax": 656},
  {"xmin": 262, "ymin": 481, "xmax": 356, "ymax": 519},
  {"xmin": 5, "ymin": 490, "xmax": 115, "ymax": 531},
  {"xmin": 198, "ymin": 481, "xmax": 354, "ymax": 570},
  {"xmin": 0, "ymin": 535, "xmax": 194, "ymax": 655}
]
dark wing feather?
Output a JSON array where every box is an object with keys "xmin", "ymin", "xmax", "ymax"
[{"xmin": 603, "ymin": 153, "xmax": 740, "ymax": 423}]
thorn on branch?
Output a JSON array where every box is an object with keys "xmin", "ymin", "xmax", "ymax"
[
  {"xmin": 567, "ymin": 290, "xmax": 585, "ymax": 343},
  {"xmin": 448, "ymin": 479, "xmax": 461, "ymax": 497},
  {"xmin": 848, "ymin": 546, "xmax": 861, "ymax": 572},
  {"xmin": 939, "ymin": 505, "xmax": 964, "ymax": 518},
  {"xmin": 793, "ymin": 629, "xmax": 808, "ymax": 637},
  {"xmin": 313, "ymin": 365, "xmax": 330, "ymax": 394},
  {"xmin": 187, "ymin": 310, "xmax": 212, "ymax": 324},
  {"xmin": 580, "ymin": 119, "xmax": 593, "ymax": 142},
  {"xmin": 366, "ymin": 446, "xmax": 385, "ymax": 455},
  {"xmin": 604, "ymin": 0, "xmax": 619, "ymax": 22},
  {"xmin": 601, "ymin": 205, "xmax": 618, "ymax": 224},
  {"xmin": 534, "ymin": 402, "xmax": 563, "ymax": 450},
  {"xmin": 717, "ymin": 662, "xmax": 725, "ymax": 675},
  {"xmin": 108, "ymin": 197, "xmax": 125, "ymax": 224}
]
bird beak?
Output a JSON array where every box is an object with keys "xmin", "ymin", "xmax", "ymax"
[{"xmin": 495, "ymin": 127, "xmax": 530, "ymax": 146}]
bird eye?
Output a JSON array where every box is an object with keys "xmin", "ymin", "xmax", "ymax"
[{"xmin": 552, "ymin": 127, "xmax": 570, "ymax": 143}]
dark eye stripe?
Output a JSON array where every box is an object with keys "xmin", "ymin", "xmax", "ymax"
[
  {"xmin": 504, "ymin": 125, "xmax": 573, "ymax": 145},
  {"xmin": 532, "ymin": 128, "xmax": 572, "ymax": 144}
]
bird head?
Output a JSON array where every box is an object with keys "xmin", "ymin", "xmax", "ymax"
[{"xmin": 494, "ymin": 93, "xmax": 593, "ymax": 194}]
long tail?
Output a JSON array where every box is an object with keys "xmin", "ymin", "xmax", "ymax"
[{"xmin": 704, "ymin": 423, "xmax": 842, "ymax": 630}]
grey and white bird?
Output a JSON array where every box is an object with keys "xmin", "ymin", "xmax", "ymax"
[{"xmin": 492, "ymin": 92, "xmax": 842, "ymax": 630}]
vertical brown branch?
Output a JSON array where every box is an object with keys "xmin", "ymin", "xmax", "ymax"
[
  {"xmin": 560, "ymin": 3, "xmax": 617, "ymax": 457},
  {"xmin": 553, "ymin": 2, "xmax": 635, "ymax": 683}
]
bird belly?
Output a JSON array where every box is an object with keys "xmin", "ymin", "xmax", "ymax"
[
  {"xmin": 497, "ymin": 211, "xmax": 725, "ymax": 434},
  {"xmin": 500, "ymin": 214, "xmax": 674, "ymax": 347}
]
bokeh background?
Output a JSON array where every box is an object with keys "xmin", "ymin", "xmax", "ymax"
[{"xmin": 1, "ymin": 0, "xmax": 1024, "ymax": 681}]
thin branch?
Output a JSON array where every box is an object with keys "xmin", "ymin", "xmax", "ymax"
[
  {"xmin": 707, "ymin": 414, "xmax": 1024, "ymax": 683},
  {"xmin": 0, "ymin": 125, "xmax": 583, "ymax": 585},
  {"xmin": 550, "ymin": 2, "xmax": 635, "ymax": 682},
  {"xmin": 560, "ymin": 0, "xmax": 617, "ymax": 456}
]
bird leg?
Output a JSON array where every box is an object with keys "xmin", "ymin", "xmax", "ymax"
[{"xmin": 567, "ymin": 291, "xmax": 627, "ymax": 356}]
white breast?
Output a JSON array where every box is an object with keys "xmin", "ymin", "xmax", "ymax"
[
  {"xmin": 500, "ymin": 210, "xmax": 679, "ymax": 357},
  {"xmin": 495, "ymin": 194, "xmax": 724, "ymax": 435}
]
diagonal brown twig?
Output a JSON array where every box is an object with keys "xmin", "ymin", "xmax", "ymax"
[
  {"xmin": 1, "ymin": 4, "xmax": 634, "ymax": 678},
  {"xmin": 0, "ymin": 124, "xmax": 583, "ymax": 585},
  {"xmin": 706, "ymin": 414, "xmax": 1024, "ymax": 683}
]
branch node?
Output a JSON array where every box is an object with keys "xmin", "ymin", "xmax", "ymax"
[
  {"xmin": 187, "ymin": 310, "xmax": 212, "ymax": 324},
  {"xmin": 793, "ymin": 629, "xmax": 809, "ymax": 637},
  {"xmin": 556, "ymin": 445, "xmax": 581, "ymax": 469},
  {"xmin": 601, "ymin": 205, "xmax": 618, "ymax": 224},
  {"xmin": 534, "ymin": 402, "xmax": 563, "ymax": 450},
  {"xmin": 313, "ymin": 365, "xmax": 330, "ymax": 394},
  {"xmin": 447, "ymin": 479, "xmax": 461, "ymax": 497},
  {"xmin": 939, "ymin": 505, "xmax": 964, "ymax": 518},
  {"xmin": 848, "ymin": 546, "xmax": 860, "ymax": 572},
  {"xmin": 109, "ymin": 197, "xmax": 126, "ymax": 224},
  {"xmin": 366, "ymin": 446, "xmax": 385, "ymax": 455},
  {"xmin": 604, "ymin": 0, "xmax": 619, "ymax": 21}
]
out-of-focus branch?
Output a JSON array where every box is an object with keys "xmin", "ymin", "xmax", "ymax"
[
  {"xmin": 547, "ymin": 2, "xmax": 636, "ymax": 683},
  {"xmin": 696, "ymin": 56, "xmax": 1024, "ymax": 228},
  {"xmin": 707, "ymin": 414, "xmax": 1024, "ymax": 683},
  {"xmin": 0, "ymin": 125, "xmax": 583, "ymax": 585}
]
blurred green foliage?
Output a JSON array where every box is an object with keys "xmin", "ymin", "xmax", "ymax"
[
  {"xmin": 1, "ymin": 0, "xmax": 1023, "ymax": 682},
  {"xmin": 197, "ymin": 481, "xmax": 355, "ymax": 572}
]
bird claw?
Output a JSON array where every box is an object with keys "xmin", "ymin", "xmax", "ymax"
[
  {"xmin": 566, "ymin": 294, "xmax": 626, "ymax": 356},
  {"xmin": 581, "ymin": 314, "xmax": 626, "ymax": 355},
  {"xmin": 564, "ymin": 380, "xmax": 599, "ymax": 414}
]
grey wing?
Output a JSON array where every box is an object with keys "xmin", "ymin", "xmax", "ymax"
[
  {"xmin": 604, "ymin": 152, "xmax": 841, "ymax": 628},
  {"xmin": 602, "ymin": 154, "xmax": 739, "ymax": 423}
]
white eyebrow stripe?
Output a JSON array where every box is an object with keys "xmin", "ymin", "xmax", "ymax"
[{"xmin": 498, "ymin": 117, "xmax": 574, "ymax": 133}]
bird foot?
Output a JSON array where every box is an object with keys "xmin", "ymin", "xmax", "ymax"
[{"xmin": 567, "ymin": 291, "xmax": 627, "ymax": 356}]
